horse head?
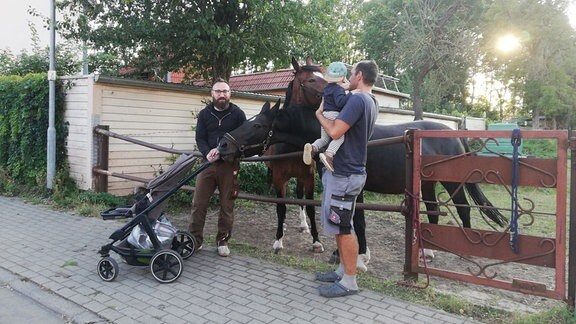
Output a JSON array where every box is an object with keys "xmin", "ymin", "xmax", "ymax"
[
  {"xmin": 218, "ymin": 58, "xmax": 326, "ymax": 161},
  {"xmin": 219, "ymin": 100, "xmax": 281, "ymax": 161},
  {"xmin": 287, "ymin": 57, "xmax": 326, "ymax": 108}
]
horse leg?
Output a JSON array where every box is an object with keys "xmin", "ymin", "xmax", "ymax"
[
  {"xmin": 421, "ymin": 181, "xmax": 439, "ymax": 261},
  {"xmin": 295, "ymin": 180, "xmax": 310, "ymax": 234},
  {"xmin": 441, "ymin": 181, "xmax": 471, "ymax": 228},
  {"xmin": 273, "ymin": 182, "xmax": 287, "ymax": 254},
  {"xmin": 304, "ymin": 178, "xmax": 323, "ymax": 253},
  {"xmin": 354, "ymin": 191, "xmax": 369, "ymax": 271}
]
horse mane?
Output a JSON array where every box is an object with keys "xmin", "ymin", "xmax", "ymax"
[{"xmin": 283, "ymin": 79, "xmax": 294, "ymax": 108}]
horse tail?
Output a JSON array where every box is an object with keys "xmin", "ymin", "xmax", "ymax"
[
  {"xmin": 465, "ymin": 183, "xmax": 507, "ymax": 227},
  {"xmin": 460, "ymin": 138, "xmax": 508, "ymax": 227}
]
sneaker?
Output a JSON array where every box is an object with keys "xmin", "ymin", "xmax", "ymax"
[
  {"xmin": 319, "ymin": 153, "xmax": 334, "ymax": 172},
  {"xmin": 217, "ymin": 245, "xmax": 230, "ymax": 257},
  {"xmin": 303, "ymin": 143, "xmax": 314, "ymax": 165}
]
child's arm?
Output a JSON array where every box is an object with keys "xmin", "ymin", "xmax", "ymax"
[{"xmin": 333, "ymin": 83, "xmax": 351, "ymax": 109}]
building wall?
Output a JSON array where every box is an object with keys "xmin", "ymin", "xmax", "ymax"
[
  {"xmin": 62, "ymin": 76, "xmax": 93, "ymax": 190},
  {"xmin": 63, "ymin": 75, "xmax": 282, "ymax": 195}
]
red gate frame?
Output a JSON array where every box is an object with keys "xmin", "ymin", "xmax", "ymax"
[{"xmin": 404, "ymin": 129, "xmax": 569, "ymax": 302}]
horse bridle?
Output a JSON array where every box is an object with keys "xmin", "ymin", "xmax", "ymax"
[
  {"xmin": 222, "ymin": 117, "xmax": 276, "ymax": 159},
  {"xmin": 297, "ymin": 73, "xmax": 324, "ymax": 102}
]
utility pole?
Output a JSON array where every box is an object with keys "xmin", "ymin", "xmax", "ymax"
[{"xmin": 47, "ymin": 0, "xmax": 56, "ymax": 190}]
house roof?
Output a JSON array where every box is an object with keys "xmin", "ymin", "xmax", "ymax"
[
  {"xmin": 168, "ymin": 68, "xmax": 409, "ymax": 99},
  {"xmin": 168, "ymin": 69, "xmax": 294, "ymax": 92}
]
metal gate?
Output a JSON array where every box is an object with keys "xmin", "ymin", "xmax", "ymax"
[{"xmin": 403, "ymin": 129, "xmax": 570, "ymax": 303}]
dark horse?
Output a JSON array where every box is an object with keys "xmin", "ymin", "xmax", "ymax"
[
  {"xmin": 222, "ymin": 58, "xmax": 326, "ymax": 253},
  {"xmin": 219, "ymin": 58, "xmax": 507, "ymax": 259}
]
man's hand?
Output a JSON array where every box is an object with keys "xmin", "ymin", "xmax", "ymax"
[
  {"xmin": 206, "ymin": 148, "xmax": 220, "ymax": 162},
  {"xmin": 315, "ymin": 100, "xmax": 324, "ymax": 119}
]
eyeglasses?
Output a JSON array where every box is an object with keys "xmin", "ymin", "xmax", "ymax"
[{"xmin": 212, "ymin": 89, "xmax": 230, "ymax": 94}]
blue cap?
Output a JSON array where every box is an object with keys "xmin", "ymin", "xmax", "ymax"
[{"xmin": 325, "ymin": 61, "xmax": 347, "ymax": 82}]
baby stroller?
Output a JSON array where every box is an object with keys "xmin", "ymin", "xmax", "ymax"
[{"xmin": 97, "ymin": 154, "xmax": 210, "ymax": 283}]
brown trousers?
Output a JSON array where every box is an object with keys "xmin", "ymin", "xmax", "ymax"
[{"xmin": 188, "ymin": 160, "xmax": 239, "ymax": 247}]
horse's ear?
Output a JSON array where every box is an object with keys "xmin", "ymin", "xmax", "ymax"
[
  {"xmin": 271, "ymin": 99, "xmax": 281, "ymax": 114},
  {"xmin": 305, "ymin": 57, "xmax": 313, "ymax": 66},
  {"xmin": 260, "ymin": 101, "xmax": 271, "ymax": 114},
  {"xmin": 291, "ymin": 57, "xmax": 300, "ymax": 71}
]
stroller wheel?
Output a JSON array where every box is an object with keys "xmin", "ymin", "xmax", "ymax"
[
  {"xmin": 97, "ymin": 257, "xmax": 119, "ymax": 282},
  {"xmin": 172, "ymin": 231, "xmax": 197, "ymax": 260},
  {"xmin": 150, "ymin": 249, "xmax": 183, "ymax": 284}
]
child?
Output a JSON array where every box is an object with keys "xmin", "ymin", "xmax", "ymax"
[{"xmin": 303, "ymin": 61, "xmax": 351, "ymax": 172}]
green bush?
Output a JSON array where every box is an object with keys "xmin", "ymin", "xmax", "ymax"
[
  {"xmin": 238, "ymin": 162, "xmax": 271, "ymax": 195},
  {"xmin": 0, "ymin": 74, "xmax": 67, "ymax": 193}
]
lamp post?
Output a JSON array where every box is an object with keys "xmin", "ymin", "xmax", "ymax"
[{"xmin": 47, "ymin": 0, "xmax": 56, "ymax": 190}]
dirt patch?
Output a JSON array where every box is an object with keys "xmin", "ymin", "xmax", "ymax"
[{"xmin": 169, "ymin": 201, "xmax": 565, "ymax": 316}]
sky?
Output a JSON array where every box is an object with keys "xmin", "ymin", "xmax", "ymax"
[
  {"xmin": 0, "ymin": 0, "xmax": 50, "ymax": 53},
  {"xmin": 1, "ymin": 0, "xmax": 575, "ymax": 54}
]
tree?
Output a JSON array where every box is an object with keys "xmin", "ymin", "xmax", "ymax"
[
  {"xmin": 359, "ymin": 0, "xmax": 484, "ymax": 120},
  {"xmin": 481, "ymin": 0, "xmax": 576, "ymax": 129},
  {"xmin": 57, "ymin": 0, "xmax": 358, "ymax": 82}
]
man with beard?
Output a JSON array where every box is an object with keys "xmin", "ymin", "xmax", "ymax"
[{"xmin": 188, "ymin": 79, "xmax": 246, "ymax": 257}]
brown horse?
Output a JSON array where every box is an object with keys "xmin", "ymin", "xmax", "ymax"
[{"xmin": 222, "ymin": 58, "xmax": 326, "ymax": 253}]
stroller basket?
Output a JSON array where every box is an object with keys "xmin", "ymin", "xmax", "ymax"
[{"xmin": 97, "ymin": 155, "xmax": 210, "ymax": 284}]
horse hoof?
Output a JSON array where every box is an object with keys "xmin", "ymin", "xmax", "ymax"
[
  {"xmin": 273, "ymin": 240, "xmax": 283, "ymax": 253},
  {"xmin": 421, "ymin": 249, "xmax": 435, "ymax": 263},
  {"xmin": 312, "ymin": 242, "xmax": 324, "ymax": 253},
  {"xmin": 356, "ymin": 258, "xmax": 368, "ymax": 272}
]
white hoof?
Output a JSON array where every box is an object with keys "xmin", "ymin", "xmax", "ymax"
[
  {"xmin": 421, "ymin": 248, "xmax": 434, "ymax": 262},
  {"xmin": 312, "ymin": 241, "xmax": 324, "ymax": 253},
  {"xmin": 273, "ymin": 239, "xmax": 284, "ymax": 253},
  {"xmin": 362, "ymin": 247, "xmax": 371, "ymax": 265},
  {"xmin": 356, "ymin": 257, "xmax": 367, "ymax": 272}
]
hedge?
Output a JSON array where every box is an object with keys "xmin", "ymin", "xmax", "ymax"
[{"xmin": 0, "ymin": 73, "xmax": 67, "ymax": 190}]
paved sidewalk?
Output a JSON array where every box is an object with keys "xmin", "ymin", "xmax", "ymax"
[{"xmin": 0, "ymin": 196, "xmax": 480, "ymax": 323}]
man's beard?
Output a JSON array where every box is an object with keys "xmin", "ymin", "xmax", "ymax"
[{"xmin": 213, "ymin": 98, "xmax": 230, "ymax": 110}]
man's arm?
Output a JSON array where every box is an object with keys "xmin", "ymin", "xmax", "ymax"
[{"xmin": 315, "ymin": 101, "xmax": 350, "ymax": 140}]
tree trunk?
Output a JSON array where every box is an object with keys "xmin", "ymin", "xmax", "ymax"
[
  {"xmin": 532, "ymin": 108, "xmax": 540, "ymax": 129},
  {"xmin": 413, "ymin": 60, "xmax": 434, "ymax": 121}
]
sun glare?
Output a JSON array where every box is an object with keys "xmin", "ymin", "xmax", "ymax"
[{"xmin": 496, "ymin": 34, "xmax": 521, "ymax": 53}]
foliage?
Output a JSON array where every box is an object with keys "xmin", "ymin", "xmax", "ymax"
[
  {"xmin": 359, "ymin": 0, "xmax": 484, "ymax": 120},
  {"xmin": 481, "ymin": 0, "xmax": 576, "ymax": 129},
  {"xmin": 238, "ymin": 162, "xmax": 271, "ymax": 195},
  {"xmin": 56, "ymin": 0, "xmax": 358, "ymax": 81},
  {"xmin": 0, "ymin": 74, "xmax": 68, "ymax": 192}
]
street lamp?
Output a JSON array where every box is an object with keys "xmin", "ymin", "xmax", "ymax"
[{"xmin": 47, "ymin": 0, "xmax": 56, "ymax": 190}]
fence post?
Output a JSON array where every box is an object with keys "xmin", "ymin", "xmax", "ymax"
[
  {"xmin": 403, "ymin": 129, "xmax": 418, "ymax": 280},
  {"xmin": 93, "ymin": 125, "xmax": 109, "ymax": 193},
  {"xmin": 568, "ymin": 137, "xmax": 576, "ymax": 308}
]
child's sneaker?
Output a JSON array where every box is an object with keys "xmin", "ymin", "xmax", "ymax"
[
  {"xmin": 303, "ymin": 143, "xmax": 315, "ymax": 165},
  {"xmin": 319, "ymin": 153, "xmax": 334, "ymax": 172}
]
